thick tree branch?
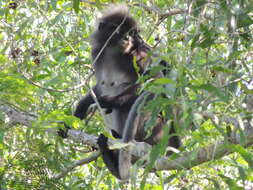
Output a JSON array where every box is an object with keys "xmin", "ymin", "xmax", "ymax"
[
  {"xmin": 67, "ymin": 129, "xmax": 151, "ymax": 158},
  {"xmin": 1, "ymin": 105, "xmax": 36, "ymax": 126},
  {"xmin": 155, "ymin": 122, "xmax": 253, "ymax": 170},
  {"xmin": 2, "ymin": 104, "xmax": 253, "ymax": 172},
  {"xmin": 67, "ymin": 123, "xmax": 253, "ymax": 171}
]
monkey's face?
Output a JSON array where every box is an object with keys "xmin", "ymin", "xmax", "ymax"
[
  {"xmin": 121, "ymin": 34, "xmax": 134, "ymax": 54},
  {"xmin": 94, "ymin": 13, "xmax": 137, "ymax": 47}
]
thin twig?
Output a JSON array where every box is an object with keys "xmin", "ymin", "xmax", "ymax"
[
  {"xmin": 160, "ymin": 9, "xmax": 187, "ymax": 20},
  {"xmin": 52, "ymin": 151, "xmax": 100, "ymax": 179},
  {"xmin": 19, "ymin": 72, "xmax": 94, "ymax": 93}
]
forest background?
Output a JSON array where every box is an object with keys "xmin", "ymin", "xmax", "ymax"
[{"xmin": 0, "ymin": 0, "xmax": 253, "ymax": 189}]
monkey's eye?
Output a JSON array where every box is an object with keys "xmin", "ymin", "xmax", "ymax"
[
  {"xmin": 128, "ymin": 31, "xmax": 134, "ymax": 36},
  {"xmin": 123, "ymin": 35, "xmax": 130, "ymax": 41},
  {"xmin": 129, "ymin": 29, "xmax": 138, "ymax": 36}
]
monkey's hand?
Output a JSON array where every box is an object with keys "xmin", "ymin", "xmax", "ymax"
[
  {"xmin": 97, "ymin": 95, "xmax": 116, "ymax": 114},
  {"xmin": 99, "ymin": 95, "xmax": 120, "ymax": 107},
  {"xmin": 58, "ymin": 124, "xmax": 70, "ymax": 138},
  {"xmin": 100, "ymin": 94, "xmax": 137, "ymax": 108},
  {"xmin": 97, "ymin": 84, "xmax": 139, "ymax": 115},
  {"xmin": 99, "ymin": 84, "xmax": 138, "ymax": 108}
]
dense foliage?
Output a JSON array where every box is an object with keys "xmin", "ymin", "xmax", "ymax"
[{"xmin": 0, "ymin": 0, "xmax": 253, "ymax": 189}]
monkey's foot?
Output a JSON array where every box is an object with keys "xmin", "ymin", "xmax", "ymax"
[{"xmin": 97, "ymin": 134, "xmax": 108, "ymax": 149}]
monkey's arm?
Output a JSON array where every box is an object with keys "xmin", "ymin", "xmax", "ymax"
[
  {"xmin": 58, "ymin": 88, "xmax": 96, "ymax": 138},
  {"xmin": 74, "ymin": 91, "xmax": 95, "ymax": 120},
  {"xmin": 74, "ymin": 85, "xmax": 114, "ymax": 119}
]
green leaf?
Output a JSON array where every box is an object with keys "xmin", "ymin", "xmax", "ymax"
[
  {"xmin": 212, "ymin": 66, "xmax": 233, "ymax": 74},
  {"xmin": 191, "ymin": 34, "xmax": 200, "ymax": 49},
  {"xmin": 0, "ymin": 111, "xmax": 5, "ymax": 122},
  {"xmin": 191, "ymin": 84, "xmax": 228, "ymax": 101},
  {"xmin": 153, "ymin": 78, "xmax": 176, "ymax": 85},
  {"xmin": 141, "ymin": 125, "xmax": 170, "ymax": 189},
  {"xmin": 228, "ymin": 145, "xmax": 253, "ymax": 169},
  {"xmin": 133, "ymin": 56, "xmax": 140, "ymax": 77},
  {"xmin": 51, "ymin": 0, "xmax": 57, "ymax": 9},
  {"xmin": 193, "ymin": 0, "xmax": 207, "ymax": 16},
  {"xmin": 164, "ymin": 174, "xmax": 178, "ymax": 184},
  {"xmin": 199, "ymin": 37, "xmax": 215, "ymax": 48},
  {"xmin": 50, "ymin": 13, "xmax": 63, "ymax": 26},
  {"xmin": 219, "ymin": 174, "xmax": 243, "ymax": 190},
  {"xmin": 206, "ymin": 177, "xmax": 221, "ymax": 189},
  {"xmin": 237, "ymin": 165, "xmax": 247, "ymax": 181},
  {"xmin": 0, "ymin": 131, "xmax": 4, "ymax": 145},
  {"xmin": 73, "ymin": 0, "xmax": 80, "ymax": 13},
  {"xmin": 237, "ymin": 12, "xmax": 253, "ymax": 28}
]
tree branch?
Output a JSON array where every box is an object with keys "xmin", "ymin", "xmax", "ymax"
[
  {"xmin": 52, "ymin": 151, "xmax": 100, "ymax": 179},
  {"xmin": 67, "ymin": 129, "xmax": 151, "ymax": 158},
  {"xmin": 2, "ymin": 104, "xmax": 253, "ymax": 172},
  {"xmin": 159, "ymin": 9, "xmax": 187, "ymax": 20},
  {"xmin": 155, "ymin": 122, "xmax": 253, "ymax": 170},
  {"xmin": 1, "ymin": 104, "xmax": 36, "ymax": 126},
  {"xmin": 18, "ymin": 70, "xmax": 94, "ymax": 93}
]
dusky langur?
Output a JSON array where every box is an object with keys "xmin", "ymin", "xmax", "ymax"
[{"xmin": 61, "ymin": 5, "xmax": 181, "ymax": 180}]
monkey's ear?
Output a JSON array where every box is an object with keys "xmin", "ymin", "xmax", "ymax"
[{"xmin": 98, "ymin": 22, "xmax": 106, "ymax": 30}]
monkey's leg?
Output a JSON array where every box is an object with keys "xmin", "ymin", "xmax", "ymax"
[{"xmin": 97, "ymin": 134, "xmax": 121, "ymax": 179}]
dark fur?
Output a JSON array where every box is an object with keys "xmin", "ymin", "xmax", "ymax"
[{"xmin": 70, "ymin": 6, "xmax": 180, "ymax": 179}]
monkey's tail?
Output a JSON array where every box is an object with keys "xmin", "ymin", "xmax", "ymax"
[{"xmin": 118, "ymin": 91, "xmax": 153, "ymax": 180}]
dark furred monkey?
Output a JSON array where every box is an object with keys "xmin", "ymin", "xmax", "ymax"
[
  {"xmin": 70, "ymin": 5, "xmax": 181, "ymax": 179},
  {"xmin": 74, "ymin": 5, "xmax": 146, "ymax": 119}
]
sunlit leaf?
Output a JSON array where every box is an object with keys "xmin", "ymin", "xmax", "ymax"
[
  {"xmin": 237, "ymin": 12, "xmax": 253, "ymax": 28},
  {"xmin": 73, "ymin": 0, "xmax": 80, "ymax": 13},
  {"xmin": 219, "ymin": 174, "xmax": 243, "ymax": 190},
  {"xmin": 191, "ymin": 84, "xmax": 228, "ymax": 101}
]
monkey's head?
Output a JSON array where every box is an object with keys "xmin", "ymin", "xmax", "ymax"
[{"xmin": 92, "ymin": 5, "xmax": 138, "ymax": 47}]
